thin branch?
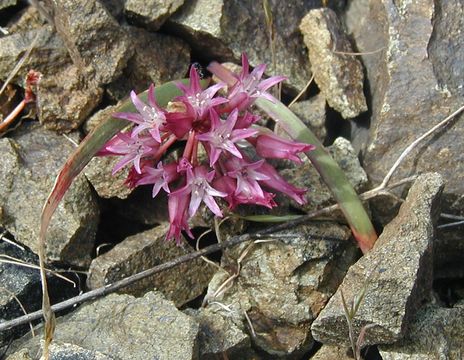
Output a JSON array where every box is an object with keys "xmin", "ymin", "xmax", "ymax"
[
  {"xmin": 0, "ymin": 287, "xmax": 35, "ymax": 337},
  {"xmin": 437, "ymin": 220, "xmax": 464, "ymax": 229}
]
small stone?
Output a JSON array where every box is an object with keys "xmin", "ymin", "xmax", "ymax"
[
  {"xmin": 49, "ymin": 0, "xmax": 133, "ymax": 85},
  {"xmin": 379, "ymin": 303, "xmax": 464, "ymax": 360},
  {"xmin": 125, "ymin": 0, "xmax": 184, "ymax": 31},
  {"xmin": 0, "ymin": 26, "xmax": 70, "ymax": 84},
  {"xmin": 311, "ymin": 173, "xmax": 444, "ymax": 345},
  {"xmin": 185, "ymin": 307, "xmax": 250, "ymax": 359},
  {"xmin": 281, "ymin": 137, "xmax": 368, "ymax": 211},
  {"xmin": 300, "ymin": 8, "xmax": 367, "ymax": 119},
  {"xmin": 11, "ymin": 291, "xmax": 200, "ymax": 360},
  {"xmin": 37, "ymin": 64, "xmax": 103, "ymax": 132},
  {"xmin": 87, "ymin": 224, "xmax": 215, "ymax": 307},
  {"xmin": 312, "ymin": 345, "xmax": 352, "ymax": 360},
  {"xmin": 287, "ymin": 94, "xmax": 327, "ymax": 142},
  {"xmin": 0, "ymin": 125, "xmax": 100, "ymax": 267},
  {"xmin": 205, "ymin": 221, "xmax": 356, "ymax": 356}
]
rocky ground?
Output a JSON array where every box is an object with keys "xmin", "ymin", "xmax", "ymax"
[{"xmin": 0, "ymin": 0, "xmax": 463, "ymax": 359}]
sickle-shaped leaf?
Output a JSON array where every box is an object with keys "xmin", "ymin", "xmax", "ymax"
[{"xmin": 38, "ymin": 78, "xmax": 209, "ymax": 359}]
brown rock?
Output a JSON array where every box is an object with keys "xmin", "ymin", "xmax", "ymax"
[
  {"xmin": 125, "ymin": 0, "xmax": 184, "ymax": 31},
  {"xmin": 300, "ymin": 8, "xmax": 367, "ymax": 119},
  {"xmin": 87, "ymin": 224, "xmax": 215, "ymax": 307}
]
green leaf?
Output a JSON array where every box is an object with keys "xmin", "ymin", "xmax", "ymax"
[{"xmin": 237, "ymin": 214, "xmax": 303, "ymax": 223}]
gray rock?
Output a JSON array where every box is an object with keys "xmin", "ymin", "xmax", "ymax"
[
  {"xmin": 82, "ymin": 105, "xmax": 120, "ymax": 135},
  {"xmin": 7, "ymin": 5, "xmax": 46, "ymax": 33},
  {"xmin": 87, "ymin": 224, "xmax": 215, "ymax": 307},
  {"xmin": 300, "ymin": 8, "xmax": 367, "ymax": 119},
  {"xmin": 168, "ymin": 0, "xmax": 315, "ymax": 92},
  {"xmin": 379, "ymin": 303, "xmax": 464, "ymax": 360},
  {"xmin": 0, "ymin": 0, "xmax": 16, "ymax": 11},
  {"xmin": 106, "ymin": 27, "xmax": 190, "ymax": 100},
  {"xmin": 346, "ymin": 0, "xmax": 464, "ymax": 212},
  {"xmin": 205, "ymin": 221, "xmax": 356, "ymax": 356},
  {"xmin": 311, "ymin": 345, "xmax": 352, "ymax": 360},
  {"xmin": 125, "ymin": 0, "xmax": 184, "ymax": 31},
  {"xmin": 0, "ymin": 125, "xmax": 100, "ymax": 267},
  {"xmin": 281, "ymin": 137, "xmax": 369, "ymax": 212},
  {"xmin": 48, "ymin": 0, "xmax": 133, "ymax": 85},
  {"xmin": 185, "ymin": 307, "xmax": 250, "ymax": 359},
  {"xmin": 37, "ymin": 64, "xmax": 103, "ymax": 132},
  {"xmin": 287, "ymin": 94, "xmax": 327, "ymax": 143},
  {"xmin": 0, "ymin": 26, "xmax": 70, "ymax": 84},
  {"xmin": 10, "ymin": 291, "xmax": 199, "ymax": 360},
  {"xmin": 311, "ymin": 173, "xmax": 444, "ymax": 345}
]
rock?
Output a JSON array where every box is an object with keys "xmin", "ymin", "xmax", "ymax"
[
  {"xmin": 300, "ymin": 8, "xmax": 367, "ymax": 119},
  {"xmin": 0, "ymin": 26, "xmax": 70, "ymax": 84},
  {"xmin": 99, "ymin": 0, "xmax": 125, "ymax": 19},
  {"xmin": 7, "ymin": 5, "xmax": 46, "ymax": 33},
  {"xmin": 346, "ymin": 0, "xmax": 464, "ymax": 213},
  {"xmin": 379, "ymin": 303, "xmax": 464, "ymax": 360},
  {"xmin": 82, "ymin": 104, "xmax": 119, "ymax": 135},
  {"xmin": 311, "ymin": 173, "xmax": 444, "ymax": 345},
  {"xmin": 185, "ymin": 307, "xmax": 250, "ymax": 359},
  {"xmin": 205, "ymin": 221, "xmax": 356, "ymax": 356},
  {"xmin": 281, "ymin": 137, "xmax": 369, "ymax": 212},
  {"xmin": 0, "ymin": 0, "xmax": 16, "ymax": 11},
  {"xmin": 311, "ymin": 345, "xmax": 352, "ymax": 360},
  {"xmin": 37, "ymin": 64, "xmax": 103, "ymax": 132},
  {"xmin": 10, "ymin": 291, "xmax": 199, "ymax": 360},
  {"xmin": 168, "ymin": 0, "xmax": 315, "ymax": 92},
  {"xmin": 0, "ymin": 240, "xmax": 77, "ymax": 347},
  {"xmin": 106, "ymin": 27, "xmax": 190, "ymax": 100},
  {"xmin": 0, "ymin": 125, "xmax": 100, "ymax": 267},
  {"xmin": 287, "ymin": 94, "xmax": 327, "ymax": 142},
  {"xmin": 6, "ymin": 342, "xmax": 116, "ymax": 360},
  {"xmin": 84, "ymin": 153, "xmax": 132, "ymax": 199},
  {"xmin": 48, "ymin": 0, "xmax": 133, "ymax": 85},
  {"xmin": 87, "ymin": 224, "xmax": 215, "ymax": 307},
  {"xmin": 125, "ymin": 0, "xmax": 184, "ymax": 31}
]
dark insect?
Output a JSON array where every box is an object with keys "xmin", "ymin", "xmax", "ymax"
[{"xmin": 189, "ymin": 62, "xmax": 210, "ymax": 80}]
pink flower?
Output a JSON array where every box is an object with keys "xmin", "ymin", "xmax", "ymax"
[
  {"xmin": 227, "ymin": 54, "xmax": 286, "ymax": 110},
  {"xmin": 172, "ymin": 165, "xmax": 227, "ymax": 217},
  {"xmin": 196, "ymin": 109, "xmax": 257, "ymax": 166},
  {"xmin": 102, "ymin": 131, "xmax": 159, "ymax": 174},
  {"xmin": 113, "ymin": 84, "xmax": 165, "ymax": 142},
  {"xmin": 255, "ymin": 133, "xmax": 315, "ymax": 164},
  {"xmin": 176, "ymin": 66, "xmax": 228, "ymax": 121},
  {"xmin": 259, "ymin": 162, "xmax": 307, "ymax": 205},
  {"xmin": 224, "ymin": 157, "xmax": 269, "ymax": 200},
  {"xmin": 136, "ymin": 162, "xmax": 178, "ymax": 197},
  {"xmin": 167, "ymin": 190, "xmax": 192, "ymax": 244}
]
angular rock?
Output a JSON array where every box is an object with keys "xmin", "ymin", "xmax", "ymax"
[
  {"xmin": 106, "ymin": 27, "xmax": 190, "ymax": 100},
  {"xmin": 7, "ymin": 5, "xmax": 46, "ymax": 33},
  {"xmin": 281, "ymin": 137, "xmax": 368, "ymax": 212},
  {"xmin": 125, "ymin": 0, "xmax": 184, "ymax": 31},
  {"xmin": 0, "ymin": 125, "xmax": 100, "ymax": 267},
  {"xmin": 0, "ymin": 26, "xmax": 70, "ymax": 84},
  {"xmin": 10, "ymin": 291, "xmax": 199, "ymax": 360},
  {"xmin": 379, "ymin": 303, "xmax": 464, "ymax": 360},
  {"xmin": 287, "ymin": 94, "xmax": 327, "ymax": 142},
  {"xmin": 37, "ymin": 64, "xmax": 103, "ymax": 132},
  {"xmin": 0, "ymin": 0, "xmax": 16, "ymax": 11},
  {"xmin": 48, "ymin": 0, "xmax": 133, "ymax": 85},
  {"xmin": 346, "ymin": 0, "xmax": 464, "ymax": 212},
  {"xmin": 205, "ymin": 221, "xmax": 356, "ymax": 356},
  {"xmin": 6, "ymin": 342, "xmax": 116, "ymax": 360},
  {"xmin": 87, "ymin": 224, "xmax": 215, "ymax": 307},
  {"xmin": 311, "ymin": 173, "xmax": 444, "ymax": 345},
  {"xmin": 168, "ymin": 0, "xmax": 315, "ymax": 92},
  {"xmin": 185, "ymin": 307, "xmax": 250, "ymax": 359},
  {"xmin": 300, "ymin": 8, "xmax": 367, "ymax": 119}
]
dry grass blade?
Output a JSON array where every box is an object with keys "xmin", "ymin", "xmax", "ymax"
[
  {"xmin": 288, "ymin": 73, "xmax": 315, "ymax": 108},
  {"xmin": 0, "ymin": 30, "xmax": 42, "ymax": 97},
  {"xmin": 0, "ymin": 286, "xmax": 35, "ymax": 337},
  {"xmin": 0, "ymin": 230, "xmax": 25, "ymax": 251}
]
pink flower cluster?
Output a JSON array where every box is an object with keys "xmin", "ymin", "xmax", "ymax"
[{"xmin": 100, "ymin": 54, "xmax": 315, "ymax": 243}]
